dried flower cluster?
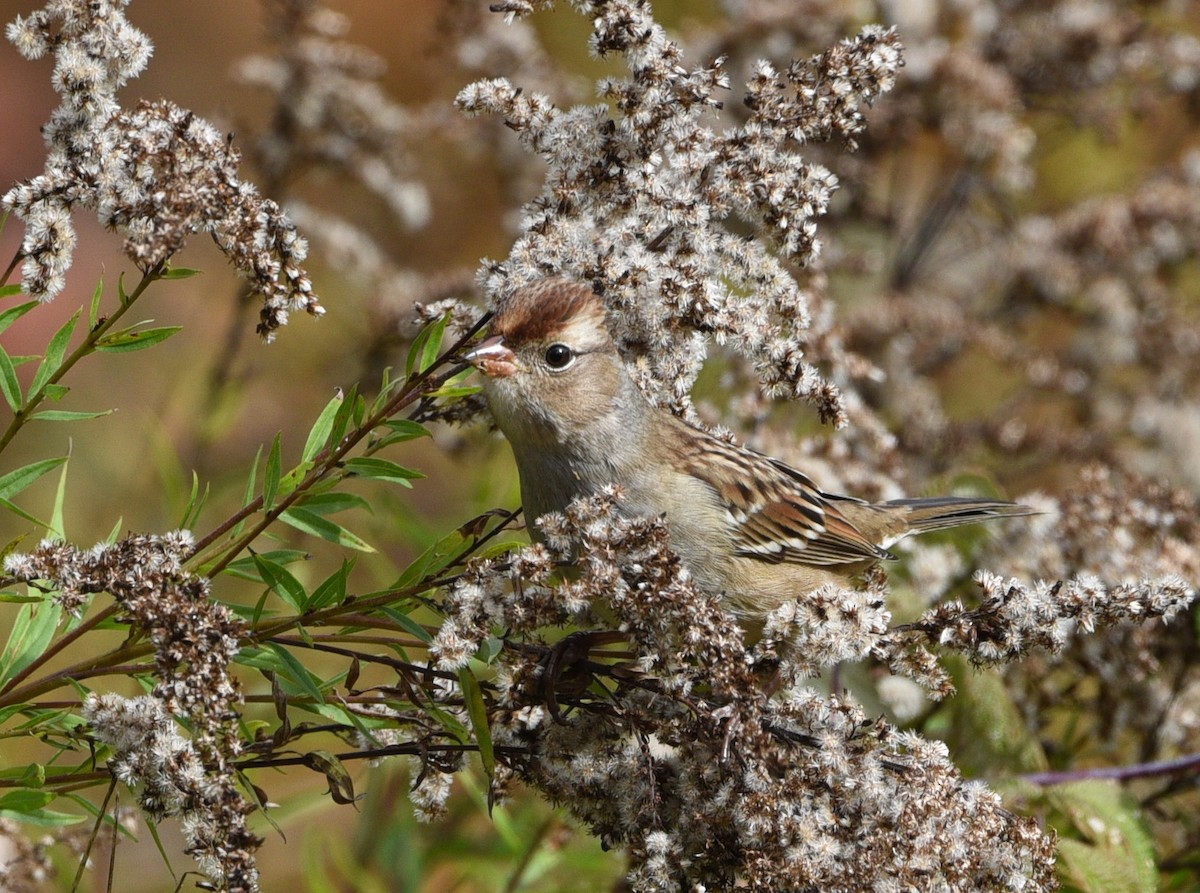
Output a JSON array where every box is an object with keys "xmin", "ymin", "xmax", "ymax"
[
  {"xmin": 3, "ymin": 0, "xmax": 320, "ymax": 338},
  {"xmin": 460, "ymin": 0, "xmax": 903, "ymax": 425},
  {"xmin": 435, "ymin": 490, "xmax": 1058, "ymax": 890},
  {"xmin": 3, "ymin": 532, "xmax": 258, "ymax": 891}
]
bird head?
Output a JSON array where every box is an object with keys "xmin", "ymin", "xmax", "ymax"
[{"xmin": 465, "ymin": 279, "xmax": 637, "ymax": 451}]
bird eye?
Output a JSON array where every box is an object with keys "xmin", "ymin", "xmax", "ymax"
[{"xmin": 544, "ymin": 343, "xmax": 574, "ymax": 369}]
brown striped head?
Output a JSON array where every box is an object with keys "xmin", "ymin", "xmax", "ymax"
[
  {"xmin": 465, "ymin": 278, "xmax": 644, "ymax": 451},
  {"xmin": 466, "ymin": 278, "xmax": 611, "ymax": 379}
]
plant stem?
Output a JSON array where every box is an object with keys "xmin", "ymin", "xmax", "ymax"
[{"xmin": 0, "ymin": 261, "xmax": 165, "ymax": 455}]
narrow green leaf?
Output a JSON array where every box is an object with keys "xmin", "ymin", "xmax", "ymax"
[
  {"xmin": 159, "ymin": 266, "xmax": 202, "ymax": 280},
  {"xmin": 227, "ymin": 550, "xmax": 310, "ymax": 575},
  {"xmin": 252, "ymin": 554, "xmax": 308, "ymax": 613},
  {"xmin": 381, "ymin": 606, "xmax": 434, "ymax": 644},
  {"xmin": 373, "ymin": 419, "xmax": 431, "ymax": 449},
  {"xmin": 263, "ymin": 434, "xmax": 282, "ymax": 510},
  {"xmin": 0, "ymin": 497, "xmax": 49, "ymax": 528},
  {"xmin": 344, "ymin": 457, "xmax": 426, "ymax": 487},
  {"xmin": 0, "ymin": 284, "xmax": 25, "ymax": 299},
  {"xmin": 0, "ymin": 598, "xmax": 62, "ymax": 687},
  {"xmin": 180, "ymin": 473, "xmax": 209, "ymax": 530},
  {"xmin": 418, "ymin": 313, "xmax": 450, "ymax": 374},
  {"xmin": 94, "ymin": 325, "xmax": 182, "ymax": 353},
  {"xmin": 0, "ymin": 806, "xmax": 85, "ymax": 828},
  {"xmin": 0, "ymin": 790, "xmax": 53, "ymax": 812},
  {"xmin": 0, "ymin": 456, "xmax": 67, "ymax": 501},
  {"xmin": 307, "ymin": 559, "xmax": 353, "ymax": 611},
  {"xmin": 279, "ymin": 508, "xmax": 375, "ymax": 552},
  {"xmin": 405, "ymin": 313, "xmax": 451, "ymax": 378},
  {"xmin": 88, "ymin": 279, "xmax": 102, "ymax": 330},
  {"xmin": 117, "ymin": 271, "xmax": 128, "ymax": 305},
  {"xmin": 427, "ymin": 383, "xmax": 481, "ymax": 400},
  {"xmin": 29, "ymin": 409, "xmax": 113, "ymax": 422},
  {"xmin": 393, "ymin": 531, "xmax": 466, "ymax": 590},
  {"xmin": 0, "ymin": 592, "xmax": 42, "ymax": 604},
  {"xmin": 0, "ymin": 345, "xmax": 22, "ymax": 412},
  {"xmin": 265, "ymin": 642, "xmax": 326, "ymax": 704},
  {"xmin": 293, "ymin": 491, "xmax": 369, "ymax": 515},
  {"xmin": 0, "ymin": 301, "xmax": 37, "ymax": 337},
  {"xmin": 276, "ymin": 462, "xmax": 312, "ymax": 501},
  {"xmin": 302, "ymin": 391, "xmax": 344, "ymax": 463},
  {"xmin": 328, "ymin": 384, "xmax": 358, "ymax": 457},
  {"xmin": 458, "ymin": 667, "xmax": 495, "ymax": 779},
  {"xmin": 49, "ymin": 453, "xmax": 68, "ymax": 541},
  {"xmin": 29, "ymin": 308, "xmax": 79, "ymax": 397}
]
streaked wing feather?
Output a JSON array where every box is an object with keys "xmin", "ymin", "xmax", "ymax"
[{"xmin": 681, "ymin": 437, "xmax": 889, "ymax": 567}]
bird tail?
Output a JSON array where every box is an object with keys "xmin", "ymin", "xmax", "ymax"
[{"xmin": 883, "ymin": 496, "xmax": 1036, "ymax": 534}]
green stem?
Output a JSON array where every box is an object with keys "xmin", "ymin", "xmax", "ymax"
[{"xmin": 0, "ymin": 261, "xmax": 165, "ymax": 456}]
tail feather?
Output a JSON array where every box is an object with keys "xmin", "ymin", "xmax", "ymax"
[{"xmin": 884, "ymin": 497, "xmax": 1036, "ymax": 534}]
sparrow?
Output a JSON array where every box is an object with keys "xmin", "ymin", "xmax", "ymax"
[{"xmin": 465, "ymin": 278, "xmax": 1032, "ymax": 622}]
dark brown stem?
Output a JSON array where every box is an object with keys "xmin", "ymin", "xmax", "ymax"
[{"xmin": 1020, "ymin": 753, "xmax": 1200, "ymax": 786}]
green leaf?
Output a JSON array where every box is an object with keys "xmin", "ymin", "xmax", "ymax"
[
  {"xmin": 458, "ymin": 667, "xmax": 495, "ymax": 779},
  {"xmin": 252, "ymin": 553, "xmax": 308, "ymax": 613},
  {"xmin": 88, "ymin": 279, "xmax": 103, "ymax": 330},
  {"xmin": 372, "ymin": 419, "xmax": 431, "ymax": 449},
  {"xmin": 344, "ymin": 457, "xmax": 426, "ymax": 487},
  {"xmin": 94, "ymin": 325, "xmax": 182, "ymax": 353},
  {"xmin": 264, "ymin": 642, "xmax": 326, "ymax": 704},
  {"xmin": 49, "ymin": 453, "xmax": 68, "ymax": 541},
  {"xmin": 159, "ymin": 266, "xmax": 202, "ymax": 280},
  {"xmin": 1050, "ymin": 781, "xmax": 1157, "ymax": 893},
  {"xmin": 381, "ymin": 606, "xmax": 433, "ymax": 644},
  {"xmin": 29, "ymin": 409, "xmax": 113, "ymax": 422},
  {"xmin": 427, "ymin": 383, "xmax": 481, "ymax": 400},
  {"xmin": 0, "ymin": 345, "xmax": 22, "ymax": 412},
  {"xmin": 29, "ymin": 308, "xmax": 79, "ymax": 398},
  {"xmin": 1057, "ymin": 839, "xmax": 1150, "ymax": 893},
  {"xmin": 0, "ymin": 456, "xmax": 68, "ymax": 501},
  {"xmin": 406, "ymin": 314, "xmax": 449, "ymax": 378},
  {"xmin": 293, "ymin": 491, "xmax": 369, "ymax": 515},
  {"xmin": 0, "ymin": 790, "xmax": 53, "ymax": 812},
  {"xmin": 41, "ymin": 384, "xmax": 68, "ymax": 401},
  {"xmin": 263, "ymin": 434, "xmax": 282, "ymax": 510},
  {"xmin": 279, "ymin": 508, "xmax": 375, "ymax": 553},
  {"xmin": 328, "ymin": 385, "xmax": 359, "ymax": 458},
  {"xmin": 225, "ymin": 549, "xmax": 311, "ymax": 582},
  {"xmin": 0, "ymin": 301, "xmax": 37, "ymax": 337},
  {"xmin": 0, "ymin": 498, "xmax": 49, "ymax": 528},
  {"xmin": 0, "ymin": 284, "xmax": 25, "ymax": 299},
  {"xmin": 0, "ymin": 806, "xmax": 85, "ymax": 828},
  {"xmin": 0, "ymin": 597, "xmax": 62, "ymax": 687},
  {"xmin": 303, "ymin": 391, "xmax": 344, "ymax": 463},
  {"xmin": 307, "ymin": 559, "xmax": 353, "ymax": 611},
  {"xmin": 393, "ymin": 531, "xmax": 466, "ymax": 590},
  {"xmin": 180, "ymin": 471, "xmax": 209, "ymax": 530}
]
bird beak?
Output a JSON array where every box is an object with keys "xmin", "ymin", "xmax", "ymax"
[{"xmin": 464, "ymin": 335, "xmax": 520, "ymax": 378}]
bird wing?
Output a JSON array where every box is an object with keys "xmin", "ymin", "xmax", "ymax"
[{"xmin": 679, "ymin": 434, "xmax": 892, "ymax": 567}]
